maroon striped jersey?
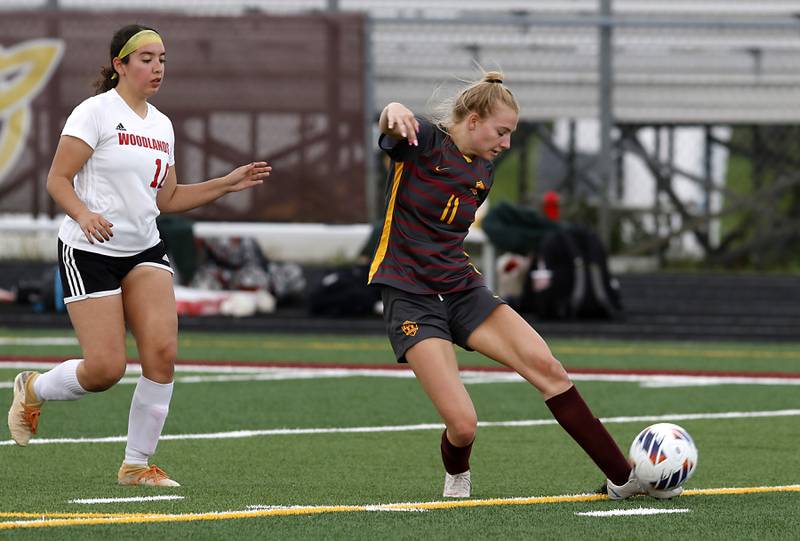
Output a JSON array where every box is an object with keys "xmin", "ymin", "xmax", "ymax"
[{"xmin": 368, "ymin": 119, "xmax": 494, "ymax": 294}]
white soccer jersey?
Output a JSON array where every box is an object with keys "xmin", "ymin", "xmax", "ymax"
[{"xmin": 58, "ymin": 88, "xmax": 175, "ymax": 256}]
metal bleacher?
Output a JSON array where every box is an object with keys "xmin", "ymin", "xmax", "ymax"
[
  {"xmin": 366, "ymin": 1, "xmax": 800, "ymax": 124},
  {"xmin": 11, "ymin": 0, "xmax": 800, "ymax": 124}
]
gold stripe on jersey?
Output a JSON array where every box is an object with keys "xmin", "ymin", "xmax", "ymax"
[
  {"xmin": 440, "ymin": 195, "xmax": 455, "ymax": 222},
  {"xmin": 447, "ymin": 197, "xmax": 460, "ymax": 224},
  {"xmin": 369, "ymin": 162, "xmax": 405, "ymax": 284}
]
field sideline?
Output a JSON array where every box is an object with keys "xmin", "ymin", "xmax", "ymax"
[{"xmin": 1, "ymin": 329, "xmax": 799, "ymax": 539}]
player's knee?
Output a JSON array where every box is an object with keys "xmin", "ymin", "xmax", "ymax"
[
  {"xmin": 151, "ymin": 336, "xmax": 177, "ymax": 365},
  {"xmin": 83, "ymin": 352, "xmax": 127, "ymax": 390},
  {"xmin": 154, "ymin": 338, "xmax": 177, "ymax": 377},
  {"xmin": 521, "ymin": 348, "xmax": 570, "ymax": 385},
  {"xmin": 544, "ymin": 355, "xmax": 570, "ymax": 385},
  {"xmin": 139, "ymin": 337, "xmax": 178, "ymax": 383},
  {"xmin": 448, "ymin": 414, "xmax": 478, "ymax": 446}
]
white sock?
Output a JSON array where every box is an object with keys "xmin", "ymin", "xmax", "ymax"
[
  {"xmin": 32, "ymin": 358, "xmax": 87, "ymax": 401},
  {"xmin": 124, "ymin": 376, "xmax": 173, "ymax": 466}
]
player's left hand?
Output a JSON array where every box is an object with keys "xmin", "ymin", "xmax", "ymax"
[{"xmin": 223, "ymin": 161, "xmax": 271, "ymax": 192}]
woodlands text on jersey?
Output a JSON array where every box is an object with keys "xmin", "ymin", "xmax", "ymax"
[{"xmin": 117, "ymin": 132, "xmax": 170, "ymax": 154}]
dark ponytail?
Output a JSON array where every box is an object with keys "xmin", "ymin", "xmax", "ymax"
[{"xmin": 93, "ymin": 23, "xmax": 158, "ymax": 94}]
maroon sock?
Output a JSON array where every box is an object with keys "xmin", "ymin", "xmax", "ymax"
[
  {"xmin": 440, "ymin": 429, "xmax": 473, "ymax": 474},
  {"xmin": 545, "ymin": 385, "xmax": 631, "ymax": 485}
]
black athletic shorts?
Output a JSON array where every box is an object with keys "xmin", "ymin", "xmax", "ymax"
[
  {"xmin": 380, "ymin": 285, "xmax": 506, "ymax": 363},
  {"xmin": 57, "ymin": 239, "xmax": 173, "ymax": 304}
]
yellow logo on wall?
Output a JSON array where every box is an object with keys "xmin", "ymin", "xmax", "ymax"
[{"xmin": 0, "ymin": 39, "xmax": 64, "ymax": 183}]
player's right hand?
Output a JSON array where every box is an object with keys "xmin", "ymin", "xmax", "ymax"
[
  {"xmin": 385, "ymin": 103, "xmax": 420, "ymax": 146},
  {"xmin": 77, "ymin": 210, "xmax": 114, "ymax": 244}
]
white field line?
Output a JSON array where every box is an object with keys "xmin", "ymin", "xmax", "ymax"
[
  {"xmin": 2, "ymin": 408, "xmax": 799, "ymax": 447},
  {"xmin": 572, "ymin": 373, "xmax": 800, "ymax": 388},
  {"xmin": 0, "ymin": 337, "xmax": 79, "ymax": 346},
  {"xmin": 575, "ymin": 507, "xmax": 691, "ymax": 517},
  {"xmin": 2, "ymin": 362, "xmax": 800, "ymax": 389},
  {"xmin": 365, "ymin": 507, "xmax": 427, "ymax": 513},
  {"xmin": 68, "ymin": 496, "xmax": 185, "ymax": 505},
  {"xmin": 0, "ymin": 364, "xmax": 419, "ymax": 389}
]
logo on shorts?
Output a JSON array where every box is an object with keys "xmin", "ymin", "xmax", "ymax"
[{"xmin": 401, "ymin": 320, "xmax": 419, "ymax": 337}]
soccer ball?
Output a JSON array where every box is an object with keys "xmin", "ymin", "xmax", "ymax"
[{"xmin": 630, "ymin": 423, "xmax": 698, "ymax": 491}]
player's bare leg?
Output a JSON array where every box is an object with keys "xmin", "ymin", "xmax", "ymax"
[
  {"xmin": 468, "ymin": 305, "xmax": 636, "ymax": 497},
  {"xmin": 407, "ymin": 338, "xmax": 475, "ymax": 497}
]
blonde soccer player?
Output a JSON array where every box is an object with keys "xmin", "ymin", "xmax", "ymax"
[
  {"xmin": 7, "ymin": 24, "xmax": 271, "ymax": 486},
  {"xmin": 370, "ymin": 71, "xmax": 679, "ymax": 500}
]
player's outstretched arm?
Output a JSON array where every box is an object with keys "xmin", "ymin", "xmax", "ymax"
[
  {"xmin": 156, "ymin": 161, "xmax": 271, "ymax": 214},
  {"xmin": 379, "ymin": 102, "xmax": 420, "ymax": 146}
]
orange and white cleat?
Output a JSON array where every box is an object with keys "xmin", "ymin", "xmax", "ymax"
[
  {"xmin": 7, "ymin": 371, "xmax": 43, "ymax": 446},
  {"xmin": 118, "ymin": 464, "xmax": 181, "ymax": 487}
]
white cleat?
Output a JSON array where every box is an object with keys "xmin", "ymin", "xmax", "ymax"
[
  {"xmin": 605, "ymin": 471, "xmax": 644, "ymax": 500},
  {"xmin": 443, "ymin": 470, "xmax": 471, "ymax": 498}
]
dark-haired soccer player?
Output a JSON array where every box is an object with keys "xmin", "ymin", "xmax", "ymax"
[{"xmin": 7, "ymin": 23, "xmax": 271, "ymax": 487}]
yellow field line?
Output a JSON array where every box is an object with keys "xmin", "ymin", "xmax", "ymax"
[
  {"xmin": 2, "ymin": 484, "xmax": 798, "ymax": 530},
  {"xmin": 682, "ymin": 485, "xmax": 800, "ymax": 496}
]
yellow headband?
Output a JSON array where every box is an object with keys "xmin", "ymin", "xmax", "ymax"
[{"xmin": 111, "ymin": 30, "xmax": 163, "ymax": 80}]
